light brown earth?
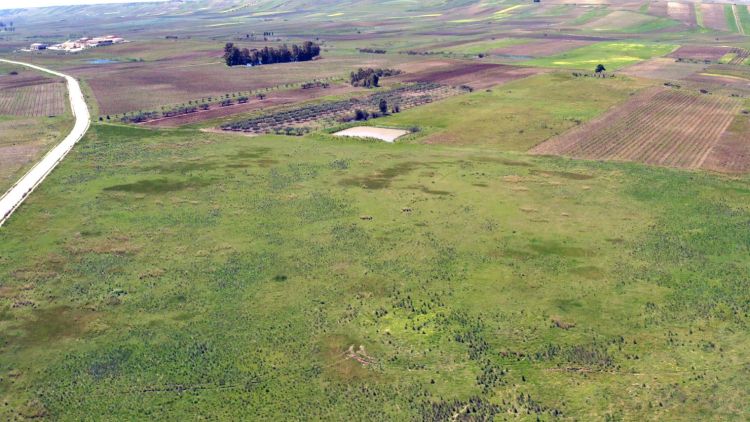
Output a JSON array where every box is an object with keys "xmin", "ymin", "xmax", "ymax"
[
  {"xmin": 668, "ymin": 45, "xmax": 733, "ymax": 62},
  {"xmin": 491, "ymin": 39, "xmax": 592, "ymax": 57},
  {"xmin": 620, "ymin": 57, "xmax": 706, "ymax": 80},
  {"xmin": 701, "ymin": 3, "xmax": 729, "ymax": 31}
]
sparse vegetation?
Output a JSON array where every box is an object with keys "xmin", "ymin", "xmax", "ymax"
[{"xmin": 349, "ymin": 68, "xmax": 402, "ymax": 88}]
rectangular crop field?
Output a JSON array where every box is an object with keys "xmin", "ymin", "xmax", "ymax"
[
  {"xmin": 0, "ymin": 79, "xmax": 66, "ymax": 117},
  {"xmin": 520, "ymin": 42, "xmax": 677, "ymax": 70},
  {"xmin": 701, "ymin": 111, "xmax": 750, "ymax": 173},
  {"xmin": 701, "ymin": 3, "xmax": 729, "ymax": 31},
  {"xmin": 530, "ymin": 87, "xmax": 743, "ymax": 170},
  {"xmin": 667, "ymin": 1, "xmax": 696, "ymax": 26}
]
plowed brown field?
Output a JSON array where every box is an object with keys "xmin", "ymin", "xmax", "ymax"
[
  {"xmin": 397, "ymin": 62, "xmax": 544, "ymax": 89},
  {"xmin": 669, "ymin": 45, "xmax": 733, "ymax": 62},
  {"xmin": 530, "ymin": 87, "xmax": 744, "ymax": 171},
  {"xmin": 0, "ymin": 79, "xmax": 66, "ymax": 116},
  {"xmin": 701, "ymin": 3, "xmax": 729, "ymax": 31},
  {"xmin": 667, "ymin": 1, "xmax": 696, "ymax": 26},
  {"xmin": 701, "ymin": 113, "xmax": 750, "ymax": 173}
]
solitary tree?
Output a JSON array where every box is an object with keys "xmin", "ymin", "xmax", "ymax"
[
  {"xmin": 595, "ymin": 64, "xmax": 606, "ymax": 73},
  {"xmin": 379, "ymin": 99, "xmax": 388, "ymax": 114}
]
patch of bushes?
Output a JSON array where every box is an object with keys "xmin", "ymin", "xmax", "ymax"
[{"xmin": 350, "ymin": 68, "xmax": 402, "ymax": 88}]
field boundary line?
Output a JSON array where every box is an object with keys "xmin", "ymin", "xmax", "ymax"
[
  {"xmin": 0, "ymin": 58, "xmax": 91, "ymax": 227},
  {"xmin": 733, "ymin": 4, "xmax": 745, "ymax": 35}
]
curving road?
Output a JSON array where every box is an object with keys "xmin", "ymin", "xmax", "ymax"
[{"xmin": 0, "ymin": 59, "xmax": 90, "ymax": 227}]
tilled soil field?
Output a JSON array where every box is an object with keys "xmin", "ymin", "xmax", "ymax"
[
  {"xmin": 620, "ymin": 57, "xmax": 706, "ymax": 80},
  {"xmin": 668, "ymin": 45, "xmax": 733, "ymax": 62},
  {"xmin": 701, "ymin": 113, "xmax": 750, "ymax": 173},
  {"xmin": 701, "ymin": 3, "xmax": 730, "ymax": 31},
  {"xmin": 667, "ymin": 1, "xmax": 696, "ymax": 26},
  {"xmin": 396, "ymin": 62, "xmax": 544, "ymax": 89},
  {"xmin": 491, "ymin": 39, "xmax": 592, "ymax": 58},
  {"xmin": 0, "ymin": 80, "xmax": 66, "ymax": 117},
  {"xmin": 530, "ymin": 87, "xmax": 744, "ymax": 171}
]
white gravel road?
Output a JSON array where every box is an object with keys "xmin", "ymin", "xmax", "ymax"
[{"xmin": 0, "ymin": 59, "xmax": 90, "ymax": 227}]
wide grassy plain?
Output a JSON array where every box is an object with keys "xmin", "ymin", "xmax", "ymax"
[
  {"xmin": 1, "ymin": 113, "xmax": 749, "ymax": 419},
  {"xmin": 2, "ymin": 0, "xmax": 750, "ymax": 419}
]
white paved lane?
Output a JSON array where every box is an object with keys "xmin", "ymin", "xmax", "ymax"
[{"xmin": 0, "ymin": 59, "xmax": 91, "ymax": 227}]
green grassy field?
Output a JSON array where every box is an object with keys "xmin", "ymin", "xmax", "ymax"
[
  {"xmin": 2, "ymin": 0, "xmax": 750, "ymax": 419},
  {"xmin": 725, "ymin": 4, "xmax": 740, "ymax": 33},
  {"xmin": 363, "ymin": 73, "xmax": 652, "ymax": 150},
  {"xmin": 521, "ymin": 42, "xmax": 678, "ymax": 71},
  {"xmin": 0, "ymin": 120, "xmax": 748, "ymax": 420}
]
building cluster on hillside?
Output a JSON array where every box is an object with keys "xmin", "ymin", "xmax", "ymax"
[{"xmin": 29, "ymin": 35, "xmax": 126, "ymax": 53}]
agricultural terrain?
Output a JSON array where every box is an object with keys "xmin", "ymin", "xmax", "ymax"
[
  {"xmin": 0, "ymin": 63, "xmax": 71, "ymax": 193},
  {"xmin": 0, "ymin": 0, "xmax": 750, "ymax": 420}
]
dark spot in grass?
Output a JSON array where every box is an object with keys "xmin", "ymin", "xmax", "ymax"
[
  {"xmin": 408, "ymin": 185, "xmax": 451, "ymax": 195},
  {"xmin": 0, "ymin": 306, "xmax": 11, "ymax": 321},
  {"xmin": 104, "ymin": 178, "xmax": 209, "ymax": 194},
  {"xmin": 553, "ymin": 298, "xmax": 583, "ymax": 312},
  {"xmin": 257, "ymin": 159, "xmax": 279, "ymax": 167},
  {"xmin": 273, "ymin": 275, "xmax": 288, "ymax": 282},
  {"xmin": 225, "ymin": 163, "xmax": 250, "ymax": 168},
  {"xmin": 473, "ymin": 183, "xmax": 489, "ymax": 187},
  {"xmin": 530, "ymin": 169, "xmax": 594, "ymax": 180},
  {"xmin": 143, "ymin": 161, "xmax": 220, "ymax": 173},
  {"xmin": 17, "ymin": 306, "xmax": 94, "ymax": 347},
  {"xmin": 89, "ymin": 348, "xmax": 132, "ymax": 380},
  {"xmin": 570, "ymin": 266, "xmax": 605, "ymax": 280},
  {"xmin": 529, "ymin": 240, "xmax": 590, "ymax": 257},
  {"xmin": 235, "ymin": 148, "xmax": 272, "ymax": 159},
  {"xmin": 339, "ymin": 161, "xmax": 426, "ymax": 189},
  {"xmin": 472, "ymin": 156, "xmax": 535, "ymax": 167}
]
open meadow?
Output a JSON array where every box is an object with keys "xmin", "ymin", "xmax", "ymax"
[{"xmin": 1, "ymin": 0, "xmax": 750, "ymax": 420}]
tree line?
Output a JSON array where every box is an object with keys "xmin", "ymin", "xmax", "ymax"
[{"xmin": 223, "ymin": 41, "xmax": 320, "ymax": 67}]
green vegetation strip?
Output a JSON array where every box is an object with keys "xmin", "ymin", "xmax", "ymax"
[{"xmin": 520, "ymin": 42, "xmax": 677, "ymax": 70}]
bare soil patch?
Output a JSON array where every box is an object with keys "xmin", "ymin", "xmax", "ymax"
[
  {"xmin": 620, "ymin": 57, "xmax": 705, "ymax": 80},
  {"xmin": 530, "ymin": 87, "xmax": 744, "ymax": 171},
  {"xmin": 492, "ymin": 39, "xmax": 592, "ymax": 58},
  {"xmin": 701, "ymin": 114, "xmax": 750, "ymax": 173},
  {"xmin": 667, "ymin": 1, "xmax": 696, "ymax": 26},
  {"xmin": 668, "ymin": 45, "xmax": 733, "ymax": 62},
  {"xmin": 701, "ymin": 3, "xmax": 729, "ymax": 31}
]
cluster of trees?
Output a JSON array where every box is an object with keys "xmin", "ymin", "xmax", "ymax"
[
  {"xmin": 347, "ymin": 99, "xmax": 398, "ymax": 122},
  {"xmin": 223, "ymin": 41, "xmax": 320, "ymax": 66},
  {"xmin": 349, "ymin": 68, "xmax": 402, "ymax": 88}
]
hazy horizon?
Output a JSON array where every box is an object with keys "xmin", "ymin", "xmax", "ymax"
[{"xmin": 0, "ymin": 0, "xmax": 169, "ymax": 10}]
